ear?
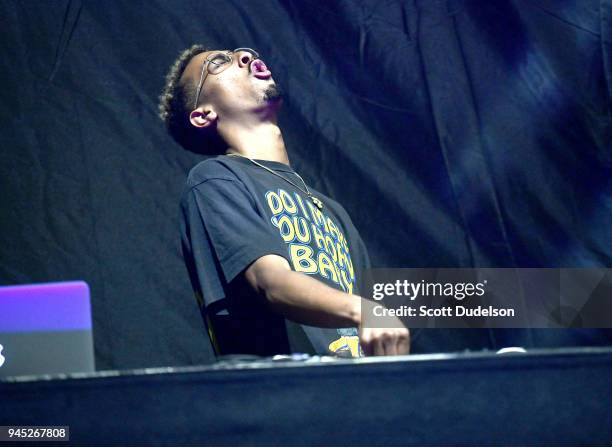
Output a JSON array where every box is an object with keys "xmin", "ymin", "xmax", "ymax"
[{"xmin": 189, "ymin": 107, "xmax": 218, "ymax": 129}]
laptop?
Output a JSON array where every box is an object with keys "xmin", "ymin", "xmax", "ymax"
[{"xmin": 0, "ymin": 281, "xmax": 95, "ymax": 378}]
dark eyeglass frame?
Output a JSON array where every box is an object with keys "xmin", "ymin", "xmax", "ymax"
[{"xmin": 192, "ymin": 47, "xmax": 259, "ymax": 109}]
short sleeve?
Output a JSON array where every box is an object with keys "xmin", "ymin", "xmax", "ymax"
[{"xmin": 181, "ymin": 177, "xmax": 289, "ymax": 302}]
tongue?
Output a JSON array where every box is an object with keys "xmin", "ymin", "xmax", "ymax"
[{"xmin": 254, "ymin": 60, "xmax": 268, "ymax": 73}]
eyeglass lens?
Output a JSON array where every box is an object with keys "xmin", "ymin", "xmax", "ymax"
[{"xmin": 207, "ymin": 48, "xmax": 259, "ymax": 74}]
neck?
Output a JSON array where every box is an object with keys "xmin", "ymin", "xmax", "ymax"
[{"xmin": 219, "ymin": 117, "xmax": 290, "ymax": 166}]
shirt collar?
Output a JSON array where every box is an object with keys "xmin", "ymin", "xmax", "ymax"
[{"xmin": 222, "ymin": 154, "xmax": 295, "ymax": 173}]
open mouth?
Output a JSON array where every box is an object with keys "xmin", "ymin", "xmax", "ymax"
[{"xmin": 251, "ymin": 59, "xmax": 272, "ymax": 79}]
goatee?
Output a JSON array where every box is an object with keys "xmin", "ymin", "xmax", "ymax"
[{"xmin": 263, "ymin": 84, "xmax": 283, "ymax": 102}]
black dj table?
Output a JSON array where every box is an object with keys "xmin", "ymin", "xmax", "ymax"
[{"xmin": 2, "ymin": 348, "xmax": 611, "ymax": 446}]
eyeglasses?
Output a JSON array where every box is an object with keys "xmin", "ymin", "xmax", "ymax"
[{"xmin": 192, "ymin": 47, "xmax": 260, "ymax": 109}]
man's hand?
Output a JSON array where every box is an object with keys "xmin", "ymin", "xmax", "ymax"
[
  {"xmin": 358, "ymin": 299, "xmax": 410, "ymax": 356},
  {"xmin": 359, "ymin": 326, "xmax": 410, "ymax": 356}
]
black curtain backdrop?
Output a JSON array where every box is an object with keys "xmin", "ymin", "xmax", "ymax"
[{"xmin": 1, "ymin": 1, "xmax": 611, "ymax": 370}]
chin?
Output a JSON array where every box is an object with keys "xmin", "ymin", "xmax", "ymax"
[{"xmin": 263, "ymin": 84, "xmax": 283, "ymax": 102}]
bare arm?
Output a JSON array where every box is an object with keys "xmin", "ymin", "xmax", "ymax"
[
  {"xmin": 244, "ymin": 254, "xmax": 362, "ymax": 327},
  {"xmin": 243, "ymin": 254, "xmax": 410, "ymax": 356}
]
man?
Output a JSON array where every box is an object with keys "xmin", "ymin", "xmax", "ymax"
[{"xmin": 159, "ymin": 45, "xmax": 409, "ymax": 357}]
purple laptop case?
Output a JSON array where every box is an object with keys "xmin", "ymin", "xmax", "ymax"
[{"xmin": 0, "ymin": 281, "xmax": 92, "ymax": 332}]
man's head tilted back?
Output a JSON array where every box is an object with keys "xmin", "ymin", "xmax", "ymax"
[{"xmin": 158, "ymin": 45, "xmax": 281, "ymax": 153}]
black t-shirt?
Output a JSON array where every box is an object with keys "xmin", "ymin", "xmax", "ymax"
[{"xmin": 179, "ymin": 155, "xmax": 370, "ymax": 357}]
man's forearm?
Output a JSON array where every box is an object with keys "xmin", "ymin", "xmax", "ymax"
[
  {"xmin": 265, "ymin": 269, "xmax": 362, "ymax": 327},
  {"xmin": 244, "ymin": 254, "xmax": 410, "ymax": 356},
  {"xmin": 248, "ymin": 259, "xmax": 362, "ymax": 328}
]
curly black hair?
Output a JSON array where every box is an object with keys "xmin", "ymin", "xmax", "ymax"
[{"xmin": 158, "ymin": 44, "xmax": 226, "ymax": 154}]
